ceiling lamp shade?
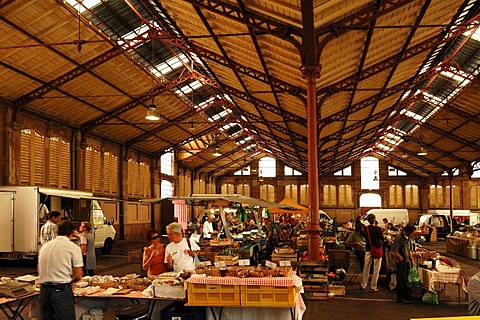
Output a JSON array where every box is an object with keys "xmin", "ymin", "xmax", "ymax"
[
  {"xmin": 188, "ymin": 122, "xmax": 196, "ymax": 131},
  {"xmin": 212, "ymin": 146, "xmax": 222, "ymax": 157},
  {"xmin": 145, "ymin": 104, "xmax": 160, "ymax": 121},
  {"xmin": 417, "ymin": 147, "xmax": 427, "ymax": 156}
]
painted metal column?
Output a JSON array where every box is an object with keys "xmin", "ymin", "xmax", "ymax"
[
  {"xmin": 301, "ymin": 0, "xmax": 322, "ymax": 260},
  {"xmin": 302, "ymin": 65, "xmax": 321, "ymax": 260}
]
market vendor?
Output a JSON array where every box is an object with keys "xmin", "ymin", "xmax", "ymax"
[
  {"xmin": 165, "ymin": 222, "xmax": 200, "ymax": 272},
  {"xmin": 203, "ymin": 214, "xmax": 215, "ymax": 239}
]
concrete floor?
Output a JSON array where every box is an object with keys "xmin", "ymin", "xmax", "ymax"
[{"xmin": 0, "ymin": 239, "xmax": 478, "ymax": 320}]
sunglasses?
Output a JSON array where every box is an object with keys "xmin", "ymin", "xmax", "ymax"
[{"xmin": 151, "ymin": 235, "xmax": 160, "ymax": 240}]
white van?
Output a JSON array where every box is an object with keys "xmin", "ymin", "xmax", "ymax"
[
  {"xmin": 361, "ymin": 209, "xmax": 409, "ymax": 228},
  {"xmin": 427, "ymin": 210, "xmax": 480, "ymax": 226}
]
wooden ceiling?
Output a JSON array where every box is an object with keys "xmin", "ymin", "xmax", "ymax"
[{"xmin": 0, "ymin": 0, "xmax": 479, "ymax": 177}]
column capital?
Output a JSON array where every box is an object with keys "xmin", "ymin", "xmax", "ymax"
[{"xmin": 300, "ymin": 64, "xmax": 321, "ymax": 80}]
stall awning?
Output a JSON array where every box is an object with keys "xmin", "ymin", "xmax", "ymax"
[
  {"xmin": 38, "ymin": 187, "xmax": 118, "ymax": 201},
  {"xmin": 170, "ymin": 194, "xmax": 290, "ymax": 208},
  {"xmin": 269, "ymin": 196, "xmax": 309, "ymax": 214}
]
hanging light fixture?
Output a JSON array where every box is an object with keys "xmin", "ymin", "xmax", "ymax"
[
  {"xmin": 212, "ymin": 146, "xmax": 222, "ymax": 157},
  {"xmin": 417, "ymin": 147, "xmax": 427, "ymax": 156},
  {"xmin": 373, "ymin": 170, "xmax": 379, "ymax": 181},
  {"xmin": 145, "ymin": 39, "xmax": 159, "ymax": 121},
  {"xmin": 145, "ymin": 97, "xmax": 160, "ymax": 121}
]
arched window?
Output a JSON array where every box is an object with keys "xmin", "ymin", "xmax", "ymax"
[
  {"xmin": 299, "ymin": 184, "xmax": 309, "ymax": 205},
  {"xmin": 359, "ymin": 193, "xmax": 381, "ymax": 207},
  {"xmin": 48, "ymin": 136, "xmax": 70, "ymax": 189},
  {"xmin": 260, "ymin": 184, "xmax": 275, "ymax": 202},
  {"xmin": 161, "ymin": 151, "xmax": 174, "ymax": 175},
  {"xmin": 389, "ymin": 185, "xmax": 403, "ymax": 207},
  {"xmin": 221, "ymin": 183, "xmax": 234, "ymax": 194},
  {"xmin": 405, "ymin": 185, "xmax": 419, "ymax": 207},
  {"xmin": 323, "ymin": 185, "xmax": 336, "ymax": 206},
  {"xmin": 429, "ymin": 185, "xmax": 443, "ymax": 207},
  {"xmin": 285, "ymin": 184, "xmax": 298, "ymax": 203},
  {"xmin": 237, "ymin": 184, "xmax": 250, "ymax": 196},
  {"xmin": 361, "ymin": 157, "xmax": 379, "ymax": 190},
  {"xmin": 161, "ymin": 180, "xmax": 173, "ymax": 198},
  {"xmin": 445, "ymin": 185, "xmax": 461, "ymax": 208},
  {"xmin": 259, "ymin": 157, "xmax": 276, "ymax": 177},
  {"xmin": 20, "ymin": 129, "xmax": 45, "ymax": 186},
  {"xmin": 471, "ymin": 186, "xmax": 480, "ymax": 209},
  {"xmin": 85, "ymin": 147, "xmax": 101, "ymax": 192},
  {"xmin": 339, "ymin": 185, "xmax": 353, "ymax": 206}
]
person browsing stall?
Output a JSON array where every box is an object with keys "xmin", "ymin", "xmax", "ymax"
[
  {"xmin": 80, "ymin": 221, "xmax": 96, "ymax": 276},
  {"xmin": 165, "ymin": 222, "xmax": 200, "ymax": 272},
  {"xmin": 391, "ymin": 224, "xmax": 416, "ymax": 303},
  {"xmin": 345, "ymin": 223, "xmax": 366, "ymax": 270},
  {"xmin": 40, "ymin": 211, "xmax": 61, "ymax": 245},
  {"xmin": 143, "ymin": 229, "xmax": 167, "ymax": 277},
  {"xmin": 38, "ymin": 220, "xmax": 83, "ymax": 320},
  {"xmin": 360, "ymin": 213, "xmax": 384, "ymax": 293}
]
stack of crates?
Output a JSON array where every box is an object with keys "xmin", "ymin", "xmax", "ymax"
[{"xmin": 187, "ymin": 283, "xmax": 240, "ymax": 306}]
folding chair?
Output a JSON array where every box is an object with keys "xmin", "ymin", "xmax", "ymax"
[{"xmin": 349, "ymin": 250, "xmax": 362, "ymax": 283}]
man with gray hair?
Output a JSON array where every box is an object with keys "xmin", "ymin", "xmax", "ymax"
[{"xmin": 165, "ymin": 222, "xmax": 200, "ymax": 271}]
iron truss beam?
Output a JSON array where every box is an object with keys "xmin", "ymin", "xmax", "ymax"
[
  {"xmin": 14, "ymin": 30, "xmax": 154, "ymax": 107},
  {"xmin": 194, "ymin": 45, "xmax": 305, "ymax": 96},
  {"xmin": 315, "ymin": 0, "xmax": 417, "ymax": 38},
  {"xmin": 221, "ymin": 84, "xmax": 306, "ymax": 125},
  {"xmin": 196, "ymin": 145, "xmax": 247, "ymax": 170},
  {"xmin": 210, "ymin": 153, "xmax": 252, "ymax": 175},
  {"xmin": 0, "ymin": 0, "xmax": 14, "ymax": 9},
  {"xmin": 126, "ymin": 97, "xmax": 223, "ymax": 146},
  {"xmin": 317, "ymin": 18, "xmax": 478, "ymax": 96},
  {"xmin": 442, "ymin": 104, "xmax": 480, "ymax": 126},
  {"xmin": 398, "ymin": 115, "xmax": 480, "ymax": 152},
  {"xmin": 158, "ymin": 126, "xmax": 219, "ymax": 158},
  {"xmin": 81, "ymin": 69, "xmax": 196, "ymax": 130},
  {"xmin": 253, "ymin": 126, "xmax": 308, "ymax": 154},
  {"xmin": 396, "ymin": 141, "xmax": 467, "ymax": 164},
  {"xmin": 182, "ymin": 0, "xmax": 303, "ymax": 39},
  {"xmin": 243, "ymin": 110, "xmax": 306, "ymax": 143}
]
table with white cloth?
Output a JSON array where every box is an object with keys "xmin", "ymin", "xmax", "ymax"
[
  {"xmin": 186, "ymin": 275, "xmax": 306, "ymax": 320},
  {"xmin": 419, "ymin": 266, "xmax": 464, "ymax": 304}
]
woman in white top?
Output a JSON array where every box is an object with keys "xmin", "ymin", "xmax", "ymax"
[{"xmin": 203, "ymin": 214, "xmax": 215, "ymax": 239}]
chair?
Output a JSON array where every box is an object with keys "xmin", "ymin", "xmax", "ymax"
[{"xmin": 349, "ymin": 250, "xmax": 362, "ymax": 283}]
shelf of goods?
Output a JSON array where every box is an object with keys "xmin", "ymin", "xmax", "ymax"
[
  {"xmin": 271, "ymin": 248, "xmax": 298, "ymax": 267},
  {"xmin": 298, "ymin": 260, "xmax": 329, "ymax": 300}
]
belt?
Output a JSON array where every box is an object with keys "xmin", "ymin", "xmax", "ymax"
[{"xmin": 41, "ymin": 282, "xmax": 71, "ymax": 287}]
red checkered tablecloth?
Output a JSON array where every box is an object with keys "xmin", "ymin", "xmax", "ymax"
[{"xmin": 186, "ymin": 276, "xmax": 296, "ymax": 287}]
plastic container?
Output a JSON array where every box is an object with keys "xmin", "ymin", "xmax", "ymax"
[{"xmin": 467, "ymin": 244, "xmax": 477, "ymax": 260}]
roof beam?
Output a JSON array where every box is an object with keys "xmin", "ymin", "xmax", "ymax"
[
  {"xmin": 81, "ymin": 69, "xmax": 195, "ymax": 130},
  {"xmin": 182, "ymin": 0, "xmax": 303, "ymax": 39}
]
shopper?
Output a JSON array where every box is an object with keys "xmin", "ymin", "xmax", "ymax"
[
  {"xmin": 203, "ymin": 214, "xmax": 215, "ymax": 239},
  {"xmin": 360, "ymin": 213, "xmax": 384, "ymax": 292},
  {"xmin": 80, "ymin": 221, "xmax": 96, "ymax": 276},
  {"xmin": 264, "ymin": 217, "xmax": 275, "ymax": 258},
  {"xmin": 143, "ymin": 229, "xmax": 167, "ymax": 277},
  {"xmin": 40, "ymin": 211, "xmax": 61, "ymax": 245},
  {"xmin": 390, "ymin": 224, "xmax": 416, "ymax": 303},
  {"xmin": 165, "ymin": 222, "xmax": 200, "ymax": 272},
  {"xmin": 345, "ymin": 223, "xmax": 366, "ymax": 270},
  {"xmin": 38, "ymin": 220, "xmax": 83, "ymax": 320},
  {"xmin": 468, "ymin": 271, "xmax": 480, "ymax": 315}
]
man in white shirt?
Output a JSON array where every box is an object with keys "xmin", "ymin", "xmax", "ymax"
[
  {"xmin": 38, "ymin": 220, "xmax": 83, "ymax": 320},
  {"xmin": 202, "ymin": 214, "xmax": 215, "ymax": 239},
  {"xmin": 40, "ymin": 211, "xmax": 61, "ymax": 245},
  {"xmin": 165, "ymin": 222, "xmax": 200, "ymax": 272}
]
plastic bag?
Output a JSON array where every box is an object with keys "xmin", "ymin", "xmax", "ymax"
[
  {"xmin": 193, "ymin": 254, "xmax": 202, "ymax": 267},
  {"xmin": 422, "ymin": 290, "xmax": 439, "ymax": 305},
  {"xmin": 389, "ymin": 274, "xmax": 397, "ymax": 290},
  {"xmin": 407, "ymin": 266, "xmax": 421, "ymax": 287}
]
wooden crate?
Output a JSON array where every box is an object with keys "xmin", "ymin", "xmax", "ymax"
[
  {"xmin": 127, "ymin": 250, "xmax": 142, "ymax": 263},
  {"xmin": 240, "ymin": 285, "xmax": 296, "ymax": 307},
  {"xmin": 187, "ymin": 283, "xmax": 240, "ymax": 306},
  {"xmin": 328, "ymin": 285, "xmax": 346, "ymax": 296},
  {"xmin": 214, "ymin": 255, "xmax": 239, "ymax": 265}
]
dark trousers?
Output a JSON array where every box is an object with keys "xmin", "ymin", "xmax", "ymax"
[
  {"xmin": 39, "ymin": 283, "xmax": 75, "ymax": 320},
  {"xmin": 396, "ymin": 260, "xmax": 412, "ymax": 301},
  {"xmin": 354, "ymin": 250, "xmax": 366, "ymax": 271}
]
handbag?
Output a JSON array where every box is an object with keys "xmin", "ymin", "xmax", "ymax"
[{"xmin": 366, "ymin": 226, "xmax": 383, "ymax": 259}]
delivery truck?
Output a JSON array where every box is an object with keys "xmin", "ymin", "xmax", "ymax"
[{"xmin": 0, "ymin": 186, "xmax": 116, "ymax": 260}]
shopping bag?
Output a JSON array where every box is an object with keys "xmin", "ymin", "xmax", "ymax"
[
  {"xmin": 370, "ymin": 246, "xmax": 383, "ymax": 259},
  {"xmin": 389, "ymin": 274, "xmax": 397, "ymax": 290},
  {"xmin": 421, "ymin": 290, "xmax": 439, "ymax": 305},
  {"xmin": 407, "ymin": 266, "xmax": 421, "ymax": 287}
]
